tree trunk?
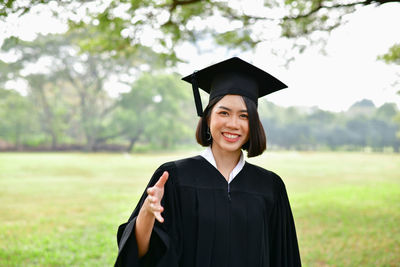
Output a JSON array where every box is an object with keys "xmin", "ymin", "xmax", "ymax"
[
  {"xmin": 127, "ymin": 137, "xmax": 139, "ymax": 152},
  {"xmin": 15, "ymin": 122, "xmax": 22, "ymax": 151},
  {"xmin": 50, "ymin": 131, "xmax": 58, "ymax": 150}
]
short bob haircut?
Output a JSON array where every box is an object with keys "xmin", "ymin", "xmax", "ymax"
[{"xmin": 196, "ymin": 95, "xmax": 266, "ymax": 157}]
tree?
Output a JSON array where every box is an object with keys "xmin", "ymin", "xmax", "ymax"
[
  {"xmin": 0, "ymin": 88, "xmax": 36, "ymax": 149},
  {"xmin": 375, "ymin": 103, "xmax": 398, "ymax": 120},
  {"xmin": 379, "ymin": 43, "xmax": 400, "ymax": 65},
  {"xmin": 0, "ymin": 32, "xmax": 163, "ymax": 150},
  {"xmin": 116, "ymin": 73, "xmax": 195, "ymax": 151},
  {"xmin": 379, "ymin": 43, "xmax": 400, "ymax": 140},
  {"xmin": 1, "ymin": 30, "xmax": 197, "ymax": 151},
  {"xmin": 2, "ymin": 0, "xmax": 399, "ymax": 62}
]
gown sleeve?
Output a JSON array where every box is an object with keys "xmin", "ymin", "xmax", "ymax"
[
  {"xmin": 268, "ymin": 175, "xmax": 302, "ymax": 267},
  {"xmin": 114, "ymin": 162, "xmax": 182, "ymax": 267}
]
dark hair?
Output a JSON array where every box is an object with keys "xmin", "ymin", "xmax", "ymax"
[{"xmin": 195, "ymin": 95, "xmax": 266, "ymax": 157}]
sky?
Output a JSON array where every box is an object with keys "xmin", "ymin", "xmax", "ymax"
[
  {"xmin": 175, "ymin": 3, "xmax": 400, "ymax": 112},
  {"xmin": 1, "ymin": 2, "xmax": 400, "ymax": 112},
  {"xmin": 271, "ymin": 3, "xmax": 400, "ymax": 112}
]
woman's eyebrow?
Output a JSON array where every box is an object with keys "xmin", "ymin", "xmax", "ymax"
[
  {"xmin": 217, "ymin": 105, "xmax": 231, "ymax": 111},
  {"xmin": 217, "ymin": 106, "xmax": 247, "ymax": 113}
]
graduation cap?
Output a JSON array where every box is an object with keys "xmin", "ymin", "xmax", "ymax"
[{"xmin": 182, "ymin": 57, "xmax": 287, "ymax": 117}]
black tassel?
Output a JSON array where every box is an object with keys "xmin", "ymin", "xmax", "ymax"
[{"xmin": 191, "ymin": 71, "xmax": 203, "ymax": 117}]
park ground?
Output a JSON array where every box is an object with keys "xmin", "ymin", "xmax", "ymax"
[{"xmin": 0, "ymin": 151, "xmax": 399, "ymax": 266}]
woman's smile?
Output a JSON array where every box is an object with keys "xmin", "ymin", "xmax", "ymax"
[
  {"xmin": 221, "ymin": 132, "xmax": 241, "ymax": 142},
  {"xmin": 209, "ymin": 95, "xmax": 250, "ymax": 154}
]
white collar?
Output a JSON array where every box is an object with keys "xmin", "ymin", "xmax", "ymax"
[{"xmin": 200, "ymin": 146, "xmax": 245, "ymax": 183}]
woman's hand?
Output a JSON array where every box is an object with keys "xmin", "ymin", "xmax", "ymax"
[
  {"xmin": 143, "ymin": 171, "xmax": 169, "ymax": 223},
  {"xmin": 135, "ymin": 171, "xmax": 169, "ymax": 257}
]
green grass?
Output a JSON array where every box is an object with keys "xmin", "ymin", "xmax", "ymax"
[{"xmin": 0, "ymin": 151, "xmax": 399, "ymax": 266}]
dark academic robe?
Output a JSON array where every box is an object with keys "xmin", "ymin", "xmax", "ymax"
[{"xmin": 115, "ymin": 156, "xmax": 301, "ymax": 267}]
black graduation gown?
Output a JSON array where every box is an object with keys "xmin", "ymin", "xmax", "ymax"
[{"xmin": 115, "ymin": 156, "xmax": 301, "ymax": 267}]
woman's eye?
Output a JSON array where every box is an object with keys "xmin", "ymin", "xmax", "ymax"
[
  {"xmin": 219, "ymin": 111, "xmax": 229, "ymax": 116},
  {"xmin": 240, "ymin": 114, "xmax": 248, "ymax": 119}
]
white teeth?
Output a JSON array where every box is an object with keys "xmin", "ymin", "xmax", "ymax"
[{"xmin": 224, "ymin": 133, "xmax": 239, "ymax": 139}]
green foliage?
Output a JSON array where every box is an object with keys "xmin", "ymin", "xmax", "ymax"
[
  {"xmin": 0, "ymin": 89, "xmax": 36, "ymax": 148},
  {"xmin": 116, "ymin": 73, "xmax": 195, "ymax": 150},
  {"xmin": 2, "ymin": 0, "xmax": 271, "ymax": 61},
  {"xmin": 0, "ymin": 0, "xmax": 48, "ymax": 17},
  {"xmin": 0, "ymin": 30, "xmax": 196, "ymax": 151},
  {"xmin": 1, "ymin": 0, "xmax": 399, "ymax": 63},
  {"xmin": 65, "ymin": 0, "xmax": 225, "ymax": 62},
  {"xmin": 0, "ymin": 32, "xmax": 176, "ymax": 151},
  {"xmin": 215, "ymin": 29, "xmax": 257, "ymax": 50},
  {"xmin": 378, "ymin": 43, "xmax": 400, "ymax": 65},
  {"xmin": 282, "ymin": 0, "xmax": 362, "ymax": 37},
  {"xmin": 1, "ymin": 33, "xmax": 110, "ymax": 149},
  {"xmin": 1, "ymin": 26, "xmax": 399, "ymax": 152},
  {"xmin": 375, "ymin": 103, "xmax": 398, "ymax": 120},
  {"xmin": 377, "ymin": 45, "xmax": 400, "ymax": 137},
  {"xmin": 258, "ymin": 99, "xmax": 400, "ymax": 151}
]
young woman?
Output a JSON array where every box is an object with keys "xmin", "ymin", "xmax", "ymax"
[{"xmin": 115, "ymin": 57, "xmax": 301, "ymax": 267}]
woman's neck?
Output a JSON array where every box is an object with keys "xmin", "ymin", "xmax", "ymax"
[{"xmin": 211, "ymin": 146, "xmax": 241, "ymax": 181}]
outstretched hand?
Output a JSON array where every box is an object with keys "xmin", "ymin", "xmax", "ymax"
[{"xmin": 144, "ymin": 171, "xmax": 169, "ymax": 223}]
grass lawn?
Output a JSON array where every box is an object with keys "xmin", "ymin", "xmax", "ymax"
[{"xmin": 0, "ymin": 151, "xmax": 399, "ymax": 266}]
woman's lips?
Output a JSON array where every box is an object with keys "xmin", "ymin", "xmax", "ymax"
[{"xmin": 222, "ymin": 132, "xmax": 240, "ymax": 142}]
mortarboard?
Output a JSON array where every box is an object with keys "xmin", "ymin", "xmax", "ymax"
[{"xmin": 182, "ymin": 57, "xmax": 287, "ymax": 117}]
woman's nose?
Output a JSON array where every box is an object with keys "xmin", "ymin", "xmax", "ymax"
[{"xmin": 226, "ymin": 116, "xmax": 239, "ymax": 129}]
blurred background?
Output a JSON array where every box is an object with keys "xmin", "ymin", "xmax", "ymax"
[{"xmin": 0, "ymin": 0, "xmax": 399, "ymax": 266}]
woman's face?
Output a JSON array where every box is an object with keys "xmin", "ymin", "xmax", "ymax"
[{"xmin": 208, "ymin": 94, "xmax": 250, "ymax": 154}]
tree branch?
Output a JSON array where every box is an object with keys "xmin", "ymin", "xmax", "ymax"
[
  {"xmin": 169, "ymin": 0, "xmax": 202, "ymax": 12},
  {"xmin": 284, "ymin": 0, "xmax": 399, "ymax": 21},
  {"xmin": 94, "ymin": 129, "xmax": 127, "ymax": 144},
  {"xmin": 283, "ymin": 1, "xmax": 364, "ymax": 20}
]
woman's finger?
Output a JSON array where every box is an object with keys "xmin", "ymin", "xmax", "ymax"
[
  {"xmin": 148, "ymin": 201, "xmax": 163, "ymax": 212},
  {"xmin": 148, "ymin": 196, "xmax": 156, "ymax": 203},
  {"xmin": 147, "ymin": 187, "xmax": 154, "ymax": 195},
  {"xmin": 155, "ymin": 171, "xmax": 169, "ymax": 188},
  {"xmin": 144, "ymin": 171, "xmax": 168, "ymax": 223},
  {"xmin": 154, "ymin": 212, "xmax": 164, "ymax": 223}
]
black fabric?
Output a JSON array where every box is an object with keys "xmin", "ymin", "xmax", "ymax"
[
  {"xmin": 210, "ymin": 72, "xmax": 259, "ymax": 104},
  {"xmin": 190, "ymin": 71, "xmax": 203, "ymax": 117},
  {"xmin": 115, "ymin": 156, "xmax": 301, "ymax": 267},
  {"xmin": 181, "ymin": 57, "xmax": 288, "ymax": 117}
]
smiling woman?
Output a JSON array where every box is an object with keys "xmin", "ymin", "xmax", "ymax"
[
  {"xmin": 211, "ymin": 95, "xmax": 250, "ymax": 148},
  {"xmin": 115, "ymin": 57, "xmax": 301, "ymax": 267},
  {"xmin": 200, "ymin": 95, "xmax": 250, "ymax": 151},
  {"xmin": 196, "ymin": 94, "xmax": 267, "ymax": 158}
]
